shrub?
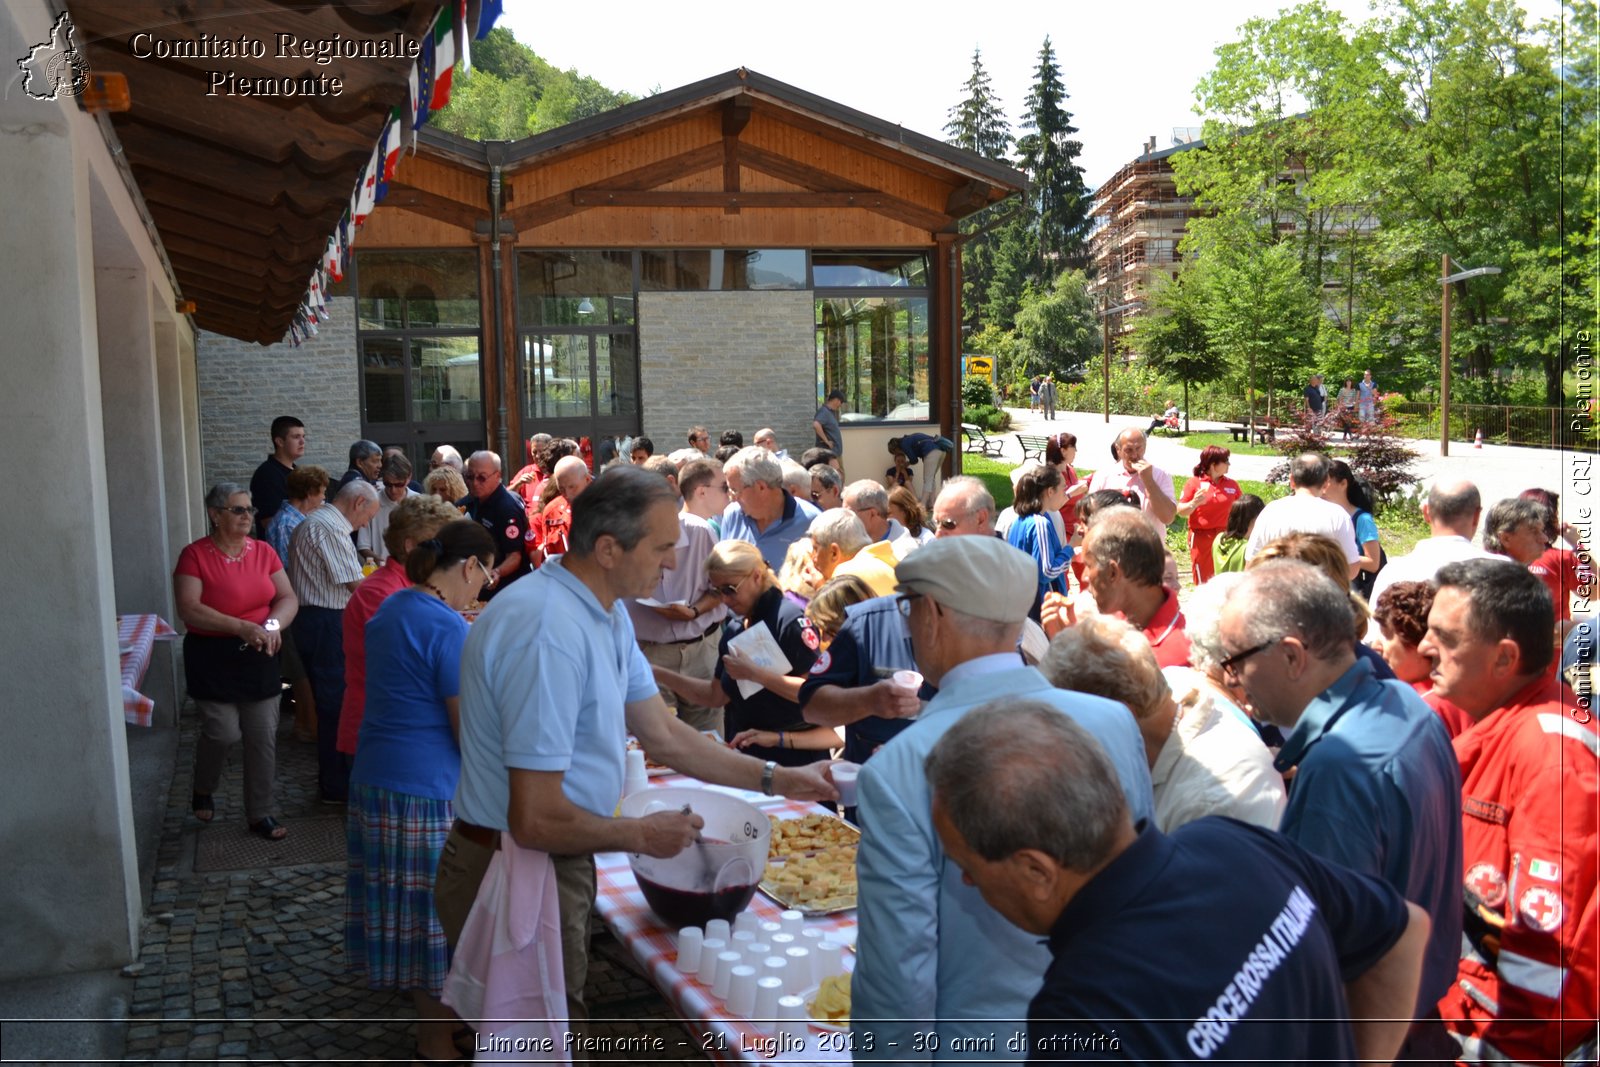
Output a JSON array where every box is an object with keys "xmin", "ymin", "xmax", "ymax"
[
  {"xmin": 962, "ymin": 375, "xmax": 996, "ymax": 409},
  {"xmin": 964, "ymin": 405, "xmax": 1012, "ymax": 432}
]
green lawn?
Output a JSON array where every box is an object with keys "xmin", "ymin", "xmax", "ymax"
[
  {"xmin": 1181, "ymin": 431, "xmax": 1280, "ymax": 458},
  {"xmin": 958, "ymin": 452, "xmax": 1426, "ymax": 593}
]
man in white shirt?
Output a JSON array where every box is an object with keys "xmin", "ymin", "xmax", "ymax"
[
  {"xmin": 1086, "ymin": 428, "xmax": 1177, "ymax": 526},
  {"xmin": 843, "ymin": 479, "xmax": 921, "ymax": 559},
  {"xmin": 1367, "ymin": 479, "xmax": 1491, "ymax": 609},
  {"xmin": 1244, "ymin": 453, "xmax": 1359, "ymax": 571}
]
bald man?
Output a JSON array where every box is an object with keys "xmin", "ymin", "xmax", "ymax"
[
  {"xmin": 1367, "ymin": 479, "xmax": 1492, "ymax": 609},
  {"xmin": 463, "ymin": 450, "xmax": 528, "ymax": 596}
]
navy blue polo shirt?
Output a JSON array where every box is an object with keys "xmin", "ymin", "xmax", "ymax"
[
  {"xmin": 1029, "ymin": 818, "xmax": 1409, "ymax": 1064},
  {"xmin": 460, "ymin": 485, "xmax": 530, "ymax": 598},
  {"xmin": 717, "ymin": 586, "xmax": 825, "ymax": 767},
  {"xmin": 797, "ymin": 596, "xmax": 931, "ymax": 764}
]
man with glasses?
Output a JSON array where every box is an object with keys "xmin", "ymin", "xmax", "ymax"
[
  {"xmin": 851, "ymin": 535, "xmax": 1153, "ymax": 1062},
  {"xmin": 753, "ymin": 427, "xmax": 789, "ymax": 461},
  {"xmin": 462, "ymin": 450, "xmax": 529, "ymax": 598},
  {"xmin": 721, "ymin": 446, "xmax": 819, "ymax": 568},
  {"xmin": 930, "ymin": 475, "xmax": 996, "ymax": 538},
  {"xmin": 626, "ymin": 459, "xmax": 731, "ymax": 735},
  {"xmin": 286, "ymin": 479, "xmax": 381, "ymax": 804},
  {"xmin": 357, "ymin": 452, "xmax": 419, "ymax": 566},
  {"xmin": 810, "ymin": 465, "xmax": 843, "ymax": 511},
  {"xmin": 686, "ymin": 425, "xmax": 711, "ymax": 456},
  {"xmin": 1218, "ymin": 559, "xmax": 1463, "ymax": 1058}
]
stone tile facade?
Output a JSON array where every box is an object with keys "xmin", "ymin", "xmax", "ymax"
[
  {"xmin": 196, "ymin": 297, "xmax": 362, "ymax": 487},
  {"xmin": 637, "ymin": 291, "xmax": 818, "ymax": 458}
]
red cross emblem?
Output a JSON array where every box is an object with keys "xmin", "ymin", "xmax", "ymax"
[
  {"xmin": 1465, "ymin": 863, "xmax": 1506, "ymax": 908},
  {"xmin": 1518, "ymin": 887, "xmax": 1563, "ymax": 932}
]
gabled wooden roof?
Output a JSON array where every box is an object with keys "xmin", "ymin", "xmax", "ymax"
[{"xmin": 69, "ymin": 1, "xmax": 443, "ymax": 344}]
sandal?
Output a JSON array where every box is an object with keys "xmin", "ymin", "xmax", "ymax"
[
  {"xmin": 192, "ymin": 793, "xmax": 214, "ymax": 823},
  {"xmin": 249, "ymin": 817, "xmax": 287, "ymax": 841}
]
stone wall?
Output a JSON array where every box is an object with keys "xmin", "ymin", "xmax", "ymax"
[
  {"xmin": 195, "ymin": 296, "xmax": 361, "ymax": 486},
  {"xmin": 637, "ymin": 291, "xmax": 817, "ymax": 458}
]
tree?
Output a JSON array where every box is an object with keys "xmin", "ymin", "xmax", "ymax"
[
  {"xmin": 984, "ymin": 216, "xmax": 1033, "ymax": 330},
  {"xmin": 1013, "ymin": 270, "xmax": 1099, "ymax": 380},
  {"xmin": 946, "ymin": 49, "xmax": 1013, "ymax": 331},
  {"xmin": 1201, "ymin": 243, "xmax": 1320, "ymax": 436},
  {"xmin": 1130, "ymin": 265, "xmax": 1222, "ymax": 430},
  {"xmin": 433, "ymin": 26, "xmax": 634, "ymax": 141},
  {"xmin": 1016, "ymin": 38, "xmax": 1092, "ymax": 265}
]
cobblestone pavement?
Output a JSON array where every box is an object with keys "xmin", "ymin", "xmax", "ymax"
[{"xmin": 122, "ymin": 702, "xmax": 709, "ymax": 1063}]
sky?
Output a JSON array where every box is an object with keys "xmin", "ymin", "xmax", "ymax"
[{"xmin": 501, "ymin": 0, "xmax": 1565, "ymax": 190}]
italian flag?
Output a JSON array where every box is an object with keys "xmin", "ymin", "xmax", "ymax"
[{"xmin": 428, "ymin": 5, "xmax": 456, "ymax": 111}]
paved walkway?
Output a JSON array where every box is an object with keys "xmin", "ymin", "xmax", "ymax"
[
  {"xmin": 983, "ymin": 406, "xmax": 1580, "ymax": 509},
  {"xmin": 113, "ymin": 708, "xmax": 705, "ymax": 1062}
]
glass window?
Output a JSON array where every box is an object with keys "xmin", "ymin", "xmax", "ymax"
[
  {"xmin": 815, "ymin": 296, "xmax": 930, "ymax": 421},
  {"xmin": 518, "ymin": 250, "xmax": 635, "ymax": 326},
  {"xmin": 812, "ymin": 252, "xmax": 928, "ymax": 288},
  {"xmin": 356, "ymin": 251, "xmax": 479, "ymax": 329},
  {"xmin": 638, "ymin": 249, "xmax": 808, "ymax": 291},
  {"xmin": 361, "ymin": 337, "xmax": 406, "ymax": 423},
  {"xmin": 411, "ymin": 336, "xmax": 481, "ymax": 423}
]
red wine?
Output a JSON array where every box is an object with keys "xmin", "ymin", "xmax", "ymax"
[{"xmin": 636, "ymin": 872, "xmax": 757, "ymax": 928}]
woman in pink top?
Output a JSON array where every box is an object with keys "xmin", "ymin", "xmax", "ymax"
[{"xmin": 337, "ymin": 496, "xmax": 463, "ymax": 757}]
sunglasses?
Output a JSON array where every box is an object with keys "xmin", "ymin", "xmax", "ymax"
[
  {"xmin": 714, "ymin": 572, "xmax": 752, "ymax": 597},
  {"xmin": 468, "ymin": 472, "xmax": 497, "ymax": 483},
  {"xmin": 935, "ymin": 517, "xmax": 961, "ymax": 531},
  {"xmin": 218, "ymin": 505, "xmax": 258, "ymax": 517}
]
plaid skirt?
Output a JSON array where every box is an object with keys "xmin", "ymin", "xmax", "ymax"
[{"xmin": 345, "ymin": 782, "xmax": 453, "ymax": 994}]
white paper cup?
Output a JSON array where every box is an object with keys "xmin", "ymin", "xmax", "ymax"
[
  {"xmin": 731, "ymin": 929, "xmax": 756, "ymax": 952},
  {"xmin": 762, "ymin": 955, "xmax": 789, "ymax": 992},
  {"xmin": 831, "ymin": 762, "xmax": 861, "ymax": 808},
  {"xmin": 780, "ymin": 909, "xmax": 805, "ymax": 934},
  {"xmin": 705, "ymin": 918, "xmax": 730, "ymax": 942},
  {"xmin": 733, "ymin": 911, "xmax": 760, "ymax": 936},
  {"xmin": 743, "ymin": 942, "xmax": 771, "ymax": 968},
  {"xmin": 727, "ymin": 964, "xmax": 759, "ymax": 1015},
  {"xmin": 784, "ymin": 946, "xmax": 813, "ymax": 987},
  {"xmin": 814, "ymin": 940, "xmax": 844, "ymax": 980},
  {"xmin": 710, "ymin": 951, "xmax": 742, "ymax": 999},
  {"xmin": 623, "ymin": 749, "xmax": 649, "ymax": 797},
  {"xmin": 760, "ymin": 921, "xmax": 783, "ymax": 938},
  {"xmin": 892, "ymin": 668, "xmax": 923, "ymax": 694},
  {"xmin": 777, "ymin": 994, "xmax": 809, "ymax": 1048},
  {"xmin": 799, "ymin": 927, "xmax": 827, "ymax": 948},
  {"xmin": 753, "ymin": 976, "xmax": 785, "ymax": 1033},
  {"xmin": 677, "ymin": 926, "xmax": 704, "ymax": 975},
  {"xmin": 698, "ymin": 938, "xmax": 726, "ymax": 986},
  {"xmin": 769, "ymin": 932, "xmax": 796, "ymax": 953}
]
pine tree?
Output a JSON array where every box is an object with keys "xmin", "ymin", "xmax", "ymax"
[
  {"xmin": 1016, "ymin": 38, "xmax": 1092, "ymax": 265},
  {"xmin": 945, "ymin": 48, "xmax": 1013, "ymax": 329}
]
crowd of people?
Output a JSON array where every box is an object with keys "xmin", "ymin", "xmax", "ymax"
[{"xmin": 165, "ymin": 409, "xmax": 1597, "ymax": 1065}]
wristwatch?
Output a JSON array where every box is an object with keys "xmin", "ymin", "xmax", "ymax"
[
  {"xmin": 760, "ymin": 760, "xmax": 778, "ymax": 796},
  {"xmin": 263, "ymin": 618, "xmax": 280, "ymax": 633}
]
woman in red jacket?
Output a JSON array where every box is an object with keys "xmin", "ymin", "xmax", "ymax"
[{"xmin": 1175, "ymin": 445, "xmax": 1240, "ymax": 585}]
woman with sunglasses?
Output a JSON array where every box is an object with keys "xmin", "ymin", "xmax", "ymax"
[
  {"xmin": 174, "ymin": 482, "xmax": 299, "ymax": 839},
  {"xmin": 652, "ymin": 541, "xmax": 832, "ymax": 765},
  {"xmin": 345, "ymin": 519, "xmax": 496, "ymax": 1062}
]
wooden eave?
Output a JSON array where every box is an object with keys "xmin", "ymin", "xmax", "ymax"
[{"xmin": 68, "ymin": 1, "xmax": 445, "ymax": 344}]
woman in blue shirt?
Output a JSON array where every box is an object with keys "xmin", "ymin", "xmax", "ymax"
[
  {"xmin": 345, "ymin": 519, "xmax": 495, "ymax": 1062},
  {"xmin": 1326, "ymin": 460, "xmax": 1384, "ymax": 599},
  {"xmin": 1007, "ymin": 465, "xmax": 1074, "ymax": 621}
]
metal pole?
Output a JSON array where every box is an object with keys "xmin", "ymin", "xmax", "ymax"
[
  {"xmin": 1103, "ymin": 294, "xmax": 1111, "ymax": 424},
  {"xmin": 1440, "ymin": 253, "xmax": 1451, "ymax": 457}
]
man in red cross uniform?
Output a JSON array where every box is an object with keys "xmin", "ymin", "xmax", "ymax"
[{"xmin": 1419, "ymin": 558, "xmax": 1599, "ymax": 1065}]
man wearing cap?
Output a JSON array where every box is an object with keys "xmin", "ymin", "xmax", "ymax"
[{"xmin": 851, "ymin": 535, "xmax": 1154, "ymax": 1063}]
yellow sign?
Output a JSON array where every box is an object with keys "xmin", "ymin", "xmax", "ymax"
[{"xmin": 964, "ymin": 356, "xmax": 993, "ymax": 382}]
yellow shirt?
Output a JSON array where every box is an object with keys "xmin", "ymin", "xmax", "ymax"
[{"xmin": 834, "ymin": 540, "xmax": 900, "ymax": 597}]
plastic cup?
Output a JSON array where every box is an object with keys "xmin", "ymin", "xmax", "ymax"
[
  {"xmin": 676, "ymin": 926, "xmax": 704, "ymax": 975},
  {"xmin": 769, "ymin": 932, "xmax": 796, "ymax": 953},
  {"xmin": 760, "ymin": 920, "xmax": 783, "ymax": 938},
  {"xmin": 733, "ymin": 911, "xmax": 760, "ymax": 936},
  {"xmin": 761, "ymin": 955, "xmax": 789, "ymax": 992},
  {"xmin": 892, "ymin": 668, "xmax": 923, "ymax": 694},
  {"xmin": 743, "ymin": 942, "xmax": 771, "ymax": 968},
  {"xmin": 780, "ymin": 910, "xmax": 805, "ymax": 934},
  {"xmin": 831, "ymin": 762, "xmax": 861, "ymax": 808},
  {"xmin": 623, "ymin": 749, "xmax": 649, "ymax": 797},
  {"xmin": 753, "ymin": 976, "xmax": 784, "ymax": 1033},
  {"xmin": 814, "ymin": 940, "xmax": 844, "ymax": 980},
  {"xmin": 710, "ymin": 951, "xmax": 742, "ymax": 999},
  {"xmin": 731, "ymin": 929, "xmax": 757, "ymax": 953},
  {"xmin": 777, "ymin": 994, "xmax": 809, "ymax": 1048},
  {"xmin": 705, "ymin": 919, "xmax": 730, "ymax": 943},
  {"xmin": 727, "ymin": 964, "xmax": 758, "ymax": 1015},
  {"xmin": 784, "ymin": 946, "xmax": 813, "ymax": 987}
]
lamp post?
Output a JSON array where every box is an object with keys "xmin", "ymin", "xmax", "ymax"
[
  {"xmin": 1099, "ymin": 296, "xmax": 1142, "ymax": 424},
  {"xmin": 1440, "ymin": 256, "xmax": 1503, "ymax": 456}
]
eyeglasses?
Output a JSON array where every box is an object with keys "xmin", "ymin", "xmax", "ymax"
[
  {"xmin": 935, "ymin": 517, "xmax": 962, "ymax": 531},
  {"xmin": 895, "ymin": 592, "xmax": 924, "ymax": 618},
  {"xmin": 714, "ymin": 572, "xmax": 752, "ymax": 597},
  {"xmin": 219, "ymin": 505, "xmax": 258, "ymax": 517},
  {"xmin": 1218, "ymin": 637, "xmax": 1283, "ymax": 678},
  {"xmin": 383, "ymin": 480, "xmax": 409, "ymax": 490},
  {"xmin": 468, "ymin": 472, "xmax": 497, "ymax": 483},
  {"xmin": 473, "ymin": 558, "xmax": 497, "ymax": 587}
]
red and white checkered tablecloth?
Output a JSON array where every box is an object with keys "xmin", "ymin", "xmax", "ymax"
[
  {"xmin": 594, "ymin": 775, "xmax": 856, "ymax": 1064},
  {"xmin": 118, "ymin": 613, "xmax": 176, "ymax": 727}
]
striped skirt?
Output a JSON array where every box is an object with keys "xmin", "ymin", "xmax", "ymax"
[{"xmin": 345, "ymin": 782, "xmax": 454, "ymax": 994}]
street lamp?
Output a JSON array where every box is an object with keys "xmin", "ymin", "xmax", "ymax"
[
  {"xmin": 1440, "ymin": 255, "xmax": 1503, "ymax": 456},
  {"xmin": 1099, "ymin": 297, "xmax": 1142, "ymax": 424}
]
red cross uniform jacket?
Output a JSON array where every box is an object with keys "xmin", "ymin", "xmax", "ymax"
[{"xmin": 1439, "ymin": 674, "xmax": 1600, "ymax": 1065}]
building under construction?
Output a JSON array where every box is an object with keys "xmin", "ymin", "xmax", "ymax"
[{"xmin": 1087, "ymin": 132, "xmax": 1204, "ymax": 342}]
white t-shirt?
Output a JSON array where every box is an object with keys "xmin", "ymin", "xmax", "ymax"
[
  {"xmin": 1367, "ymin": 535, "xmax": 1496, "ymax": 612},
  {"xmin": 1244, "ymin": 492, "xmax": 1360, "ymax": 563}
]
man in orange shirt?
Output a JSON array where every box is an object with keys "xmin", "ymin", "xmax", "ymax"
[{"xmin": 1418, "ymin": 559, "xmax": 1598, "ymax": 1065}]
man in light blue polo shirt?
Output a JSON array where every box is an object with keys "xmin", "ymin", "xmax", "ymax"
[
  {"xmin": 852, "ymin": 535, "xmax": 1154, "ymax": 1063},
  {"xmin": 720, "ymin": 446, "xmax": 818, "ymax": 568},
  {"xmin": 435, "ymin": 466, "xmax": 836, "ymax": 1027},
  {"xmin": 1219, "ymin": 559, "xmax": 1462, "ymax": 1056}
]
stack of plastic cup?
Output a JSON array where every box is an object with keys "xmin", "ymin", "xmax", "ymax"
[
  {"xmin": 752, "ymin": 976, "xmax": 785, "ymax": 1034},
  {"xmin": 677, "ymin": 927, "xmax": 704, "ymax": 976},
  {"xmin": 726, "ymin": 964, "xmax": 759, "ymax": 1015},
  {"xmin": 698, "ymin": 938, "xmax": 727, "ymax": 986}
]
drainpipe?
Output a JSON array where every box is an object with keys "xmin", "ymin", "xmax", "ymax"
[{"xmin": 488, "ymin": 144, "xmax": 509, "ymax": 464}]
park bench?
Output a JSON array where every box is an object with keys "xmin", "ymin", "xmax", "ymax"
[
  {"xmin": 1229, "ymin": 419, "xmax": 1278, "ymax": 444},
  {"xmin": 961, "ymin": 422, "xmax": 1004, "ymax": 458},
  {"xmin": 1016, "ymin": 433, "xmax": 1051, "ymax": 463}
]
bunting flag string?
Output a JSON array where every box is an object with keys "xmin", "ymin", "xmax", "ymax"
[{"xmin": 290, "ymin": 0, "xmax": 503, "ymax": 342}]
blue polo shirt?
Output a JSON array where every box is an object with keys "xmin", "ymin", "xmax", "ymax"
[
  {"xmin": 454, "ymin": 558, "xmax": 657, "ymax": 826},
  {"xmin": 1274, "ymin": 656, "xmax": 1463, "ymax": 1011},
  {"xmin": 797, "ymin": 596, "xmax": 929, "ymax": 764},
  {"xmin": 1030, "ymin": 818, "xmax": 1409, "ymax": 1063},
  {"xmin": 720, "ymin": 492, "xmax": 820, "ymax": 569}
]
